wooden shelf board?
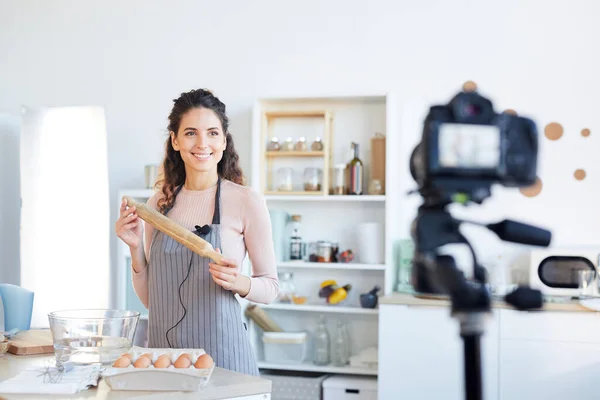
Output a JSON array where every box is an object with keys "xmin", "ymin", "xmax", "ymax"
[
  {"xmin": 265, "ymin": 111, "xmax": 328, "ymax": 118},
  {"xmin": 265, "ymin": 150, "xmax": 324, "ymax": 158}
]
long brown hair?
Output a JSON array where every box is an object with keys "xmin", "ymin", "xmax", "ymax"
[{"xmin": 156, "ymin": 88, "xmax": 244, "ymax": 214}]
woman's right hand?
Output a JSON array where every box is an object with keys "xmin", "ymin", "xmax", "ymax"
[{"xmin": 116, "ymin": 198, "xmax": 143, "ymax": 249}]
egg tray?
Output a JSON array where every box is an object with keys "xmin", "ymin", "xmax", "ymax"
[{"xmin": 102, "ymin": 346, "xmax": 215, "ymax": 392}]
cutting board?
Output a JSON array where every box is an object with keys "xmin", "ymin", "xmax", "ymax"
[{"xmin": 7, "ymin": 329, "xmax": 54, "ymax": 355}]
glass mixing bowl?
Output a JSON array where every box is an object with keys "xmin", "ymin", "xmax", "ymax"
[{"xmin": 48, "ymin": 309, "xmax": 140, "ymax": 369}]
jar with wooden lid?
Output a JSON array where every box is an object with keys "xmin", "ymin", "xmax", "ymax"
[
  {"xmin": 294, "ymin": 137, "xmax": 308, "ymax": 151},
  {"xmin": 311, "ymin": 137, "xmax": 324, "ymax": 151}
]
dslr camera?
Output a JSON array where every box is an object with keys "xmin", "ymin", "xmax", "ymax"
[
  {"xmin": 410, "ymin": 89, "xmax": 538, "ymax": 204},
  {"xmin": 408, "ymin": 86, "xmax": 550, "ymax": 400}
]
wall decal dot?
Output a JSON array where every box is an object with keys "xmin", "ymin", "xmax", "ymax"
[
  {"xmin": 463, "ymin": 81, "xmax": 477, "ymax": 92},
  {"xmin": 574, "ymin": 169, "xmax": 586, "ymax": 180},
  {"xmin": 519, "ymin": 176, "xmax": 542, "ymax": 197},
  {"xmin": 544, "ymin": 122, "xmax": 563, "ymax": 140},
  {"xmin": 503, "ymin": 109, "xmax": 517, "ymax": 116},
  {"xmin": 581, "ymin": 128, "xmax": 591, "ymax": 137}
]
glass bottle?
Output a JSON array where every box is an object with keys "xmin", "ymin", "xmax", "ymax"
[
  {"xmin": 289, "ymin": 215, "xmax": 303, "ymax": 260},
  {"xmin": 331, "ymin": 320, "xmax": 349, "ymax": 366},
  {"xmin": 346, "ymin": 142, "xmax": 363, "ymax": 195},
  {"xmin": 313, "ymin": 315, "xmax": 330, "ymax": 365}
]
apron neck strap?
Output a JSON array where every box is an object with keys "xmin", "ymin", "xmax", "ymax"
[{"xmin": 212, "ymin": 176, "xmax": 221, "ymax": 225}]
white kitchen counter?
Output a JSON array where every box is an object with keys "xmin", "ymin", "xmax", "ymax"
[
  {"xmin": 0, "ymin": 354, "xmax": 271, "ymax": 400},
  {"xmin": 380, "ymin": 292, "xmax": 600, "ymax": 312}
]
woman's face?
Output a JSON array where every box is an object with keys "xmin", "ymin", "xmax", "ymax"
[{"xmin": 171, "ymin": 107, "xmax": 227, "ymax": 175}]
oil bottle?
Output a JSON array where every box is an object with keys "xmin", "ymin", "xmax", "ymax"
[{"xmin": 346, "ymin": 142, "xmax": 363, "ymax": 195}]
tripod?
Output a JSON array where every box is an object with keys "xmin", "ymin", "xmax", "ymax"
[{"xmin": 411, "ymin": 201, "xmax": 548, "ymax": 400}]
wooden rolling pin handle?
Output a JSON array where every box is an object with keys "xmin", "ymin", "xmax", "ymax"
[{"xmin": 122, "ymin": 195, "xmax": 226, "ymax": 265}]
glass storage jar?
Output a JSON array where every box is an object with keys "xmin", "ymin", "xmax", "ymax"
[
  {"xmin": 276, "ymin": 168, "xmax": 294, "ymax": 192},
  {"xmin": 303, "ymin": 167, "xmax": 322, "ymax": 192},
  {"xmin": 294, "ymin": 137, "xmax": 308, "ymax": 151},
  {"xmin": 276, "ymin": 272, "xmax": 296, "ymax": 303},
  {"xmin": 281, "ymin": 137, "xmax": 295, "ymax": 151},
  {"xmin": 311, "ymin": 137, "xmax": 324, "ymax": 151},
  {"xmin": 267, "ymin": 137, "xmax": 280, "ymax": 151}
]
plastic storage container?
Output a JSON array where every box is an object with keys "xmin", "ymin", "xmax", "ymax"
[
  {"xmin": 322, "ymin": 376, "xmax": 378, "ymax": 400},
  {"xmin": 262, "ymin": 332, "xmax": 307, "ymax": 364}
]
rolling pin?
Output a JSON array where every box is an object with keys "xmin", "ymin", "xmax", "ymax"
[{"xmin": 123, "ymin": 196, "xmax": 226, "ymax": 264}]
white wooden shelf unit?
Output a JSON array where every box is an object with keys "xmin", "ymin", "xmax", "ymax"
[{"xmin": 249, "ymin": 93, "xmax": 400, "ymax": 378}]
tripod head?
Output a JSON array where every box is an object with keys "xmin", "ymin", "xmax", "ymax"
[{"xmin": 410, "ymin": 198, "xmax": 550, "ymax": 315}]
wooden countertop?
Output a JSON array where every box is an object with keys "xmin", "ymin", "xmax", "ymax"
[
  {"xmin": 0, "ymin": 354, "xmax": 271, "ymax": 400},
  {"xmin": 380, "ymin": 292, "xmax": 600, "ymax": 313}
]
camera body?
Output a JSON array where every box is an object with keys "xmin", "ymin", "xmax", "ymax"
[{"xmin": 410, "ymin": 90, "xmax": 539, "ymax": 203}]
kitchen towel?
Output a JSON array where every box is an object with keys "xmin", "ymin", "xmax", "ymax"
[
  {"xmin": 356, "ymin": 222, "xmax": 384, "ymax": 264},
  {"xmin": 0, "ymin": 364, "xmax": 101, "ymax": 394}
]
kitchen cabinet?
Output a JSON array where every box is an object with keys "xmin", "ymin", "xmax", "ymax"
[
  {"xmin": 378, "ymin": 294, "xmax": 600, "ymax": 400},
  {"xmin": 498, "ymin": 309, "xmax": 600, "ymax": 400},
  {"xmin": 379, "ymin": 304, "xmax": 499, "ymax": 400}
]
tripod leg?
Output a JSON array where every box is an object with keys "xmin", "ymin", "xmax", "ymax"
[{"xmin": 463, "ymin": 334, "xmax": 482, "ymax": 400}]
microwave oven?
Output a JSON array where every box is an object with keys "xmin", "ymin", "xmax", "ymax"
[{"xmin": 525, "ymin": 248, "xmax": 600, "ymax": 296}]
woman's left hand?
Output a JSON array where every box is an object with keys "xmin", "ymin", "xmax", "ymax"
[{"xmin": 209, "ymin": 249, "xmax": 250, "ymax": 296}]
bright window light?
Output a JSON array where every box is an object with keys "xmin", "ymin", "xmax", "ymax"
[{"xmin": 20, "ymin": 106, "xmax": 110, "ymax": 328}]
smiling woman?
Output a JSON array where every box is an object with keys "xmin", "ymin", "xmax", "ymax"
[{"xmin": 115, "ymin": 88, "xmax": 278, "ymax": 377}]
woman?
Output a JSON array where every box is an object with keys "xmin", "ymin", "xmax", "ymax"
[{"xmin": 115, "ymin": 88, "xmax": 279, "ymax": 376}]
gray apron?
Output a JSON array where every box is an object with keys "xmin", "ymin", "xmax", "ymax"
[{"xmin": 147, "ymin": 177, "xmax": 259, "ymax": 376}]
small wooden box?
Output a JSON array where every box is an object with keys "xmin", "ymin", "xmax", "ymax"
[{"xmin": 370, "ymin": 133, "xmax": 386, "ymax": 193}]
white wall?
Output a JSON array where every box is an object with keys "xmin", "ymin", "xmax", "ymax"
[{"xmin": 1, "ymin": 0, "xmax": 599, "ymax": 304}]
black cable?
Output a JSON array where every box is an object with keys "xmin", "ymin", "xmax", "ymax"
[{"xmin": 165, "ymin": 253, "xmax": 194, "ymax": 348}]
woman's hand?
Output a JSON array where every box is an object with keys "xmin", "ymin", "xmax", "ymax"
[
  {"xmin": 115, "ymin": 198, "xmax": 143, "ymax": 249},
  {"xmin": 209, "ymin": 249, "xmax": 250, "ymax": 297}
]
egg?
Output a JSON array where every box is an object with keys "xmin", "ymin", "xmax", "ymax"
[
  {"xmin": 194, "ymin": 354, "xmax": 214, "ymax": 369},
  {"xmin": 153, "ymin": 354, "xmax": 172, "ymax": 368},
  {"xmin": 112, "ymin": 355, "xmax": 132, "ymax": 368},
  {"xmin": 173, "ymin": 353, "xmax": 192, "ymax": 368},
  {"xmin": 120, "ymin": 353, "xmax": 133, "ymax": 361},
  {"xmin": 133, "ymin": 356, "xmax": 152, "ymax": 368}
]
